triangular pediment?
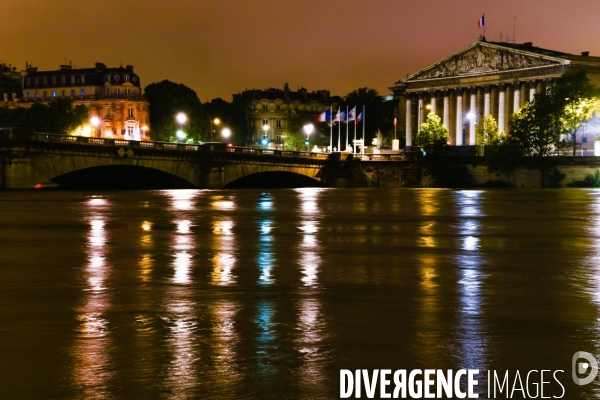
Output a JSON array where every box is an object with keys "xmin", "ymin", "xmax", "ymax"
[{"xmin": 403, "ymin": 41, "xmax": 569, "ymax": 82}]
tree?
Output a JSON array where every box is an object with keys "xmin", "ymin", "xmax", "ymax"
[
  {"xmin": 343, "ymin": 87, "xmax": 392, "ymax": 144},
  {"xmin": 0, "ymin": 98, "xmax": 88, "ymax": 134},
  {"xmin": 509, "ymin": 92, "xmax": 561, "ymax": 157},
  {"xmin": 144, "ymin": 80, "xmax": 208, "ymax": 142},
  {"xmin": 202, "ymin": 97, "xmax": 247, "ymax": 144},
  {"xmin": 552, "ymin": 69, "xmax": 600, "ymax": 156},
  {"xmin": 476, "ymin": 115, "xmax": 501, "ymax": 145},
  {"xmin": 415, "ymin": 113, "xmax": 449, "ymax": 151}
]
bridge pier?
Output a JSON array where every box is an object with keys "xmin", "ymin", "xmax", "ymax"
[
  {"xmin": 200, "ymin": 166, "xmax": 225, "ymax": 188},
  {"xmin": 3, "ymin": 156, "xmax": 34, "ymax": 189}
]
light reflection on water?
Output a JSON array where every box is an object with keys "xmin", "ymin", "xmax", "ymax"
[{"xmin": 3, "ymin": 188, "xmax": 600, "ymax": 399}]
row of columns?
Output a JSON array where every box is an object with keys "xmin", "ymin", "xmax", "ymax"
[{"xmin": 405, "ymin": 79, "xmax": 549, "ymax": 147}]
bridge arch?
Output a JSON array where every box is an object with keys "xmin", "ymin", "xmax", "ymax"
[{"xmin": 224, "ymin": 171, "xmax": 322, "ymax": 188}]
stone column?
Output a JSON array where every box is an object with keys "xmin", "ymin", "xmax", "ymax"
[
  {"xmin": 529, "ymin": 80, "xmax": 536, "ymax": 102},
  {"xmin": 469, "ymin": 87, "xmax": 477, "ymax": 145},
  {"xmin": 417, "ymin": 93, "xmax": 424, "ymax": 128},
  {"xmin": 513, "ymin": 82, "xmax": 521, "ymax": 112},
  {"xmin": 456, "ymin": 88, "xmax": 463, "ymax": 146},
  {"xmin": 484, "ymin": 86, "xmax": 491, "ymax": 117},
  {"xmin": 406, "ymin": 96, "xmax": 412, "ymax": 147},
  {"xmin": 498, "ymin": 84, "xmax": 506, "ymax": 134},
  {"xmin": 430, "ymin": 93, "xmax": 437, "ymax": 116},
  {"xmin": 443, "ymin": 90, "xmax": 450, "ymax": 130}
]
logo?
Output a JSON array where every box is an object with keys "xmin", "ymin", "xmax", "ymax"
[{"xmin": 572, "ymin": 351, "xmax": 599, "ymax": 386}]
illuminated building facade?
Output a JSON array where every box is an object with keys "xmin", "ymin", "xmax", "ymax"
[
  {"xmin": 391, "ymin": 39, "xmax": 600, "ymax": 155},
  {"xmin": 18, "ymin": 62, "xmax": 150, "ymax": 140},
  {"xmin": 233, "ymin": 83, "xmax": 340, "ymax": 145}
]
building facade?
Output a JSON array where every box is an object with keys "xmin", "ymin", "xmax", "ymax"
[
  {"xmin": 233, "ymin": 83, "xmax": 340, "ymax": 146},
  {"xmin": 391, "ymin": 39, "xmax": 600, "ymax": 154},
  {"xmin": 0, "ymin": 63, "xmax": 22, "ymax": 103},
  {"xmin": 17, "ymin": 62, "xmax": 150, "ymax": 140}
]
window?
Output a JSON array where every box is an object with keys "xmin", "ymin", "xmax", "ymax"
[
  {"xmin": 26, "ymin": 78, "xmax": 30, "ymax": 87},
  {"xmin": 61, "ymin": 90, "xmax": 65, "ymax": 97},
  {"xmin": 35, "ymin": 91, "xmax": 39, "ymax": 98},
  {"xmin": 27, "ymin": 92, "xmax": 31, "ymax": 98},
  {"xmin": 128, "ymin": 108, "xmax": 134, "ymax": 118},
  {"xmin": 52, "ymin": 91, "xmax": 57, "ymax": 97},
  {"xmin": 115, "ymin": 88, "xmax": 120, "ymax": 95},
  {"xmin": 262, "ymin": 119, "xmax": 268, "ymax": 126},
  {"xmin": 43, "ymin": 77, "xmax": 47, "ymax": 85},
  {"xmin": 61, "ymin": 76, "xmax": 66, "ymax": 85},
  {"xmin": 276, "ymin": 119, "xmax": 281, "ymax": 127},
  {"xmin": 125, "ymin": 89, "xmax": 130, "ymax": 95},
  {"xmin": 262, "ymin": 104, "xmax": 268, "ymax": 110},
  {"xmin": 71, "ymin": 90, "xmax": 75, "ymax": 96},
  {"xmin": 3, "ymin": 94, "xmax": 7, "ymax": 101},
  {"xmin": 71, "ymin": 76, "xmax": 75, "ymax": 84},
  {"xmin": 276, "ymin": 132, "xmax": 282, "ymax": 143},
  {"xmin": 81, "ymin": 75, "xmax": 85, "ymax": 84},
  {"xmin": 52, "ymin": 77, "xmax": 56, "ymax": 85},
  {"xmin": 35, "ymin": 78, "xmax": 39, "ymax": 87},
  {"xmin": 104, "ymin": 88, "xmax": 110, "ymax": 95},
  {"xmin": 276, "ymin": 104, "xmax": 280, "ymax": 110},
  {"xmin": 124, "ymin": 75, "xmax": 129, "ymax": 82},
  {"xmin": 105, "ymin": 107, "xmax": 110, "ymax": 117},
  {"xmin": 81, "ymin": 89, "xmax": 85, "ymax": 96},
  {"xmin": 127, "ymin": 126, "xmax": 134, "ymax": 137}
]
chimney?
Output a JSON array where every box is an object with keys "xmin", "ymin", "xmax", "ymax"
[
  {"xmin": 126, "ymin": 65, "xmax": 134, "ymax": 72},
  {"xmin": 582, "ymin": 51, "xmax": 590, "ymax": 57},
  {"xmin": 95, "ymin": 62, "xmax": 107, "ymax": 71},
  {"xmin": 523, "ymin": 42, "xmax": 533, "ymax": 48}
]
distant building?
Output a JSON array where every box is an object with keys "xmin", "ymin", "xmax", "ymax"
[
  {"xmin": 17, "ymin": 62, "xmax": 150, "ymax": 139},
  {"xmin": 0, "ymin": 63, "xmax": 22, "ymax": 103},
  {"xmin": 391, "ymin": 39, "xmax": 600, "ymax": 155},
  {"xmin": 233, "ymin": 83, "xmax": 341, "ymax": 145}
]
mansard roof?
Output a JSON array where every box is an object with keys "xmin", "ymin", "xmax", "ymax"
[{"xmin": 397, "ymin": 40, "xmax": 581, "ymax": 85}]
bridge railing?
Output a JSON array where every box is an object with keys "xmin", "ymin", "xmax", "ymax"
[{"xmin": 24, "ymin": 132, "xmax": 400, "ymax": 160}]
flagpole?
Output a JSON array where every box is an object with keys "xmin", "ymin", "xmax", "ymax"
[
  {"xmin": 483, "ymin": 13, "xmax": 486, "ymax": 37},
  {"xmin": 353, "ymin": 111, "xmax": 357, "ymax": 154},
  {"xmin": 329, "ymin": 106, "xmax": 332, "ymax": 152},
  {"xmin": 345, "ymin": 106, "xmax": 349, "ymax": 152},
  {"xmin": 362, "ymin": 105, "xmax": 365, "ymax": 154},
  {"xmin": 337, "ymin": 107, "xmax": 341, "ymax": 151}
]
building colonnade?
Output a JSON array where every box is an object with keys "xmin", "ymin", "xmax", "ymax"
[{"xmin": 404, "ymin": 78, "xmax": 551, "ymax": 147}]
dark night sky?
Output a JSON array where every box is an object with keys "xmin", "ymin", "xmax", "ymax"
[{"xmin": 4, "ymin": 0, "xmax": 600, "ymax": 101}]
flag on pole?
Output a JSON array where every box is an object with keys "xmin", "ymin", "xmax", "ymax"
[
  {"xmin": 356, "ymin": 112, "xmax": 363, "ymax": 123},
  {"xmin": 316, "ymin": 109, "xmax": 331, "ymax": 122},
  {"xmin": 477, "ymin": 15, "xmax": 484, "ymax": 27},
  {"xmin": 393, "ymin": 117, "xmax": 397, "ymax": 126},
  {"xmin": 341, "ymin": 110, "xmax": 347, "ymax": 122},
  {"xmin": 347, "ymin": 107, "xmax": 356, "ymax": 122},
  {"xmin": 333, "ymin": 109, "xmax": 342, "ymax": 123}
]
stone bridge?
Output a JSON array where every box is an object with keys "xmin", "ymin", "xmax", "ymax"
[{"xmin": 0, "ymin": 130, "xmax": 420, "ymax": 189}]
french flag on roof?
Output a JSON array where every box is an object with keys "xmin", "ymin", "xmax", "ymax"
[
  {"xmin": 478, "ymin": 15, "xmax": 484, "ymax": 27},
  {"xmin": 316, "ymin": 109, "xmax": 331, "ymax": 122}
]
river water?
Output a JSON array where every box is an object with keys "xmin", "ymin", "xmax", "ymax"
[{"xmin": 1, "ymin": 188, "xmax": 600, "ymax": 399}]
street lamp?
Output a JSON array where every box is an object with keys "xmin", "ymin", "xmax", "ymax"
[
  {"xmin": 211, "ymin": 118, "xmax": 220, "ymax": 142},
  {"xmin": 90, "ymin": 116, "xmax": 100, "ymax": 137},
  {"xmin": 262, "ymin": 124, "xmax": 269, "ymax": 146},
  {"xmin": 303, "ymin": 123, "xmax": 314, "ymax": 152},
  {"xmin": 221, "ymin": 127, "xmax": 231, "ymax": 144},
  {"xmin": 176, "ymin": 112, "xmax": 187, "ymax": 141}
]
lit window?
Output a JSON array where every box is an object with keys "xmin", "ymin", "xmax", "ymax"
[
  {"xmin": 35, "ymin": 91, "xmax": 39, "ymax": 97},
  {"xmin": 115, "ymin": 88, "xmax": 120, "ymax": 95},
  {"xmin": 262, "ymin": 104, "xmax": 267, "ymax": 110},
  {"xmin": 52, "ymin": 91, "xmax": 57, "ymax": 97},
  {"xmin": 128, "ymin": 108, "xmax": 134, "ymax": 117},
  {"xmin": 27, "ymin": 92, "xmax": 31, "ymax": 98},
  {"xmin": 124, "ymin": 75, "xmax": 129, "ymax": 82},
  {"xmin": 71, "ymin": 90, "xmax": 75, "ymax": 96},
  {"xmin": 126, "ymin": 89, "xmax": 130, "ymax": 95},
  {"xmin": 81, "ymin": 89, "xmax": 85, "ymax": 96},
  {"xmin": 81, "ymin": 75, "xmax": 85, "ymax": 84},
  {"xmin": 276, "ymin": 119, "xmax": 281, "ymax": 127}
]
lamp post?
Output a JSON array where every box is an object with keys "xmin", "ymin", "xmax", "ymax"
[
  {"xmin": 262, "ymin": 124, "xmax": 269, "ymax": 146},
  {"xmin": 221, "ymin": 127, "xmax": 231, "ymax": 145},
  {"xmin": 90, "ymin": 116, "xmax": 100, "ymax": 137},
  {"xmin": 211, "ymin": 118, "xmax": 220, "ymax": 142},
  {"xmin": 303, "ymin": 123, "xmax": 314, "ymax": 152},
  {"xmin": 176, "ymin": 112, "xmax": 187, "ymax": 142}
]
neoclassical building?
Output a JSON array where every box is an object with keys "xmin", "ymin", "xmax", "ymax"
[
  {"xmin": 16, "ymin": 62, "xmax": 150, "ymax": 140},
  {"xmin": 391, "ymin": 39, "xmax": 600, "ymax": 154},
  {"xmin": 233, "ymin": 83, "xmax": 341, "ymax": 145}
]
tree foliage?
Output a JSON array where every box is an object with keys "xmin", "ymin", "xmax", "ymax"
[
  {"xmin": 553, "ymin": 69, "xmax": 600, "ymax": 155},
  {"xmin": 476, "ymin": 115, "xmax": 501, "ymax": 145},
  {"xmin": 343, "ymin": 87, "xmax": 393, "ymax": 145},
  {"xmin": 0, "ymin": 98, "xmax": 88, "ymax": 134},
  {"xmin": 144, "ymin": 80, "xmax": 207, "ymax": 142},
  {"xmin": 203, "ymin": 97, "xmax": 246, "ymax": 144},
  {"xmin": 415, "ymin": 113, "xmax": 449, "ymax": 150}
]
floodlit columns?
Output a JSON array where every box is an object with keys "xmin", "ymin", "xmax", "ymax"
[
  {"xmin": 406, "ymin": 97, "xmax": 412, "ymax": 147},
  {"xmin": 529, "ymin": 80, "xmax": 536, "ymax": 102},
  {"xmin": 417, "ymin": 94, "xmax": 424, "ymax": 127},
  {"xmin": 430, "ymin": 92, "xmax": 437, "ymax": 116},
  {"xmin": 456, "ymin": 88, "xmax": 463, "ymax": 146},
  {"xmin": 484, "ymin": 86, "xmax": 491, "ymax": 117},
  {"xmin": 513, "ymin": 82, "xmax": 521, "ymax": 112},
  {"xmin": 469, "ymin": 88, "xmax": 477, "ymax": 145},
  {"xmin": 498, "ymin": 84, "xmax": 506, "ymax": 133},
  {"xmin": 443, "ymin": 90, "xmax": 450, "ymax": 130}
]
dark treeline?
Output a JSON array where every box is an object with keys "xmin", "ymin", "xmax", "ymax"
[{"xmin": 0, "ymin": 98, "xmax": 88, "ymax": 134}]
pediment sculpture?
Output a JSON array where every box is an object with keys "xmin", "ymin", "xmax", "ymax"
[{"xmin": 410, "ymin": 44, "xmax": 564, "ymax": 81}]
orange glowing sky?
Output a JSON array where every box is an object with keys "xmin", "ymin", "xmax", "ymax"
[{"xmin": 4, "ymin": 0, "xmax": 600, "ymax": 101}]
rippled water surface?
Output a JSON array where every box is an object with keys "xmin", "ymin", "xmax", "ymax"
[{"xmin": 1, "ymin": 188, "xmax": 600, "ymax": 399}]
